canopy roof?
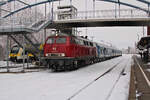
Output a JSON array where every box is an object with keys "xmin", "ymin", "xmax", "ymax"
[{"xmin": 137, "ymin": 36, "xmax": 150, "ymax": 50}]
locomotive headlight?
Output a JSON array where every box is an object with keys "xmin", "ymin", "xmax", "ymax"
[
  {"xmin": 17, "ymin": 53, "xmax": 21, "ymax": 57},
  {"xmin": 61, "ymin": 53, "xmax": 65, "ymax": 57},
  {"xmin": 45, "ymin": 53, "xmax": 48, "ymax": 57}
]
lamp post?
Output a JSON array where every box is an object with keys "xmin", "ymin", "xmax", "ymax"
[{"xmin": 137, "ymin": 34, "xmax": 140, "ymax": 41}]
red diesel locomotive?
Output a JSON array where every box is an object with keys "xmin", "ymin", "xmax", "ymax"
[
  {"xmin": 44, "ymin": 33, "xmax": 97, "ymax": 71},
  {"xmin": 44, "ymin": 33, "xmax": 122, "ymax": 71}
]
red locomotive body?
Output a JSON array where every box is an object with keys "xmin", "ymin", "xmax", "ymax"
[{"xmin": 44, "ymin": 33, "xmax": 96, "ymax": 71}]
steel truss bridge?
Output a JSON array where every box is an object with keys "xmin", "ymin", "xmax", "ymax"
[
  {"xmin": 0, "ymin": 0, "xmax": 150, "ymax": 71},
  {"xmin": 0, "ymin": 0, "xmax": 150, "ymax": 33}
]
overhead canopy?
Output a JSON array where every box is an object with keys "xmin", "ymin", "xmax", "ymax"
[{"xmin": 137, "ymin": 36, "xmax": 150, "ymax": 50}]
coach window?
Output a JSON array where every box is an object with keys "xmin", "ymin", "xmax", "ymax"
[
  {"xmin": 80, "ymin": 40, "xmax": 84, "ymax": 45},
  {"xmin": 103, "ymin": 48, "xmax": 106, "ymax": 55},
  {"xmin": 47, "ymin": 38, "xmax": 55, "ymax": 44},
  {"xmin": 56, "ymin": 37, "xmax": 66, "ymax": 43},
  {"xmin": 75, "ymin": 39, "xmax": 79, "ymax": 44}
]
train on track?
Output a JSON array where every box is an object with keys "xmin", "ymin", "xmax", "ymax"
[
  {"xmin": 9, "ymin": 44, "xmax": 43, "ymax": 62},
  {"xmin": 9, "ymin": 45, "xmax": 33, "ymax": 62},
  {"xmin": 43, "ymin": 33, "xmax": 122, "ymax": 71}
]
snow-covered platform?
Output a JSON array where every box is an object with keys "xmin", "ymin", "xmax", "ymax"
[
  {"xmin": 0, "ymin": 54, "xmax": 132, "ymax": 100},
  {"xmin": 129, "ymin": 55, "xmax": 150, "ymax": 100}
]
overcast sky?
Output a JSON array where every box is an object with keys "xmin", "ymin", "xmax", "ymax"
[{"xmin": 39, "ymin": 0, "xmax": 148, "ymax": 49}]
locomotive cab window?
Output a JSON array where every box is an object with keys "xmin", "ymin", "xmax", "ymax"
[
  {"xmin": 70, "ymin": 37, "xmax": 76, "ymax": 44},
  {"xmin": 56, "ymin": 37, "xmax": 66, "ymax": 44},
  {"xmin": 11, "ymin": 46, "xmax": 19, "ymax": 54},
  {"xmin": 47, "ymin": 38, "xmax": 55, "ymax": 44}
]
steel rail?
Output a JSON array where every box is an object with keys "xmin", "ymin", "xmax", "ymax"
[
  {"xmin": 105, "ymin": 59, "xmax": 129, "ymax": 100},
  {"xmin": 67, "ymin": 58, "xmax": 124, "ymax": 100}
]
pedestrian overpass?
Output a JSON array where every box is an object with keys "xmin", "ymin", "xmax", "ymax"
[
  {"xmin": 0, "ymin": 8, "xmax": 150, "ymax": 34},
  {"xmin": 0, "ymin": 0, "xmax": 150, "ymax": 35}
]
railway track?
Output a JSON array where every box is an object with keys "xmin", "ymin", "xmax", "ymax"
[
  {"xmin": 105, "ymin": 59, "xmax": 129, "ymax": 100},
  {"xmin": 0, "ymin": 55, "xmax": 130, "ymax": 100},
  {"xmin": 67, "ymin": 59, "xmax": 126, "ymax": 100}
]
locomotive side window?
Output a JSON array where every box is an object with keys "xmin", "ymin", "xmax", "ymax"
[
  {"xmin": 84, "ymin": 41, "xmax": 89, "ymax": 46},
  {"xmin": 75, "ymin": 39, "xmax": 79, "ymax": 44},
  {"xmin": 80, "ymin": 40, "xmax": 84, "ymax": 45},
  {"xmin": 70, "ymin": 37, "xmax": 76, "ymax": 44},
  {"xmin": 84, "ymin": 41, "xmax": 86, "ymax": 45},
  {"xmin": 56, "ymin": 37, "xmax": 66, "ymax": 43},
  {"xmin": 87, "ymin": 42, "xmax": 90, "ymax": 46},
  {"xmin": 90, "ymin": 42, "xmax": 93, "ymax": 46},
  {"xmin": 47, "ymin": 38, "xmax": 55, "ymax": 44}
]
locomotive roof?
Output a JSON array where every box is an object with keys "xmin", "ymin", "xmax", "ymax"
[
  {"xmin": 47, "ymin": 33, "xmax": 91, "ymax": 41},
  {"xmin": 47, "ymin": 33, "xmax": 120, "ymax": 51},
  {"xmin": 47, "ymin": 33, "xmax": 73, "ymax": 37},
  {"xmin": 137, "ymin": 35, "xmax": 150, "ymax": 50}
]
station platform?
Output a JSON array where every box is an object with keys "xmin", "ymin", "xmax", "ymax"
[{"xmin": 129, "ymin": 55, "xmax": 150, "ymax": 100}]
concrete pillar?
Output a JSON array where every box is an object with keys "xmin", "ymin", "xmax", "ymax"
[{"xmin": 147, "ymin": 26, "xmax": 150, "ymax": 36}]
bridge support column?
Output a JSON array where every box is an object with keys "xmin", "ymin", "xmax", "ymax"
[
  {"xmin": 147, "ymin": 26, "xmax": 150, "ymax": 36},
  {"xmin": 6, "ymin": 35, "xmax": 9, "ymax": 72},
  {"xmin": 146, "ymin": 26, "xmax": 150, "ymax": 61},
  {"xmin": 22, "ymin": 35, "xmax": 25, "ymax": 72}
]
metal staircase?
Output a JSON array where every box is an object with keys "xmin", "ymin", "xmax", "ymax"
[{"xmin": 0, "ymin": 19, "xmax": 51, "ymax": 61}]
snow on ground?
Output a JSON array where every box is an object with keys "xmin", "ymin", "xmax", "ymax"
[
  {"xmin": 0, "ymin": 54, "xmax": 132, "ymax": 100},
  {"xmin": 0, "ymin": 61, "xmax": 7, "ymax": 66},
  {"xmin": 72, "ymin": 55, "xmax": 132, "ymax": 100},
  {"xmin": 0, "ymin": 61, "xmax": 37, "ymax": 72},
  {"xmin": 0, "ymin": 61, "xmax": 35, "ymax": 68}
]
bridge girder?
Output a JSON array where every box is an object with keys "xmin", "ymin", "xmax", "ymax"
[
  {"xmin": 97, "ymin": 0, "xmax": 149, "ymax": 13},
  {"xmin": 1, "ymin": 0, "xmax": 59, "ymax": 18},
  {"xmin": 0, "ymin": 0, "xmax": 14, "ymax": 6},
  {"xmin": 137, "ymin": 0, "xmax": 150, "ymax": 5},
  {"xmin": 16, "ymin": 0, "xmax": 30, "ymax": 6},
  {"xmin": 0, "ymin": 0, "xmax": 150, "ymax": 19}
]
